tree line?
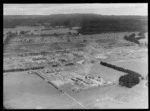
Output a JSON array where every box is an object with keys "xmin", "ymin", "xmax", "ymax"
[
  {"xmin": 100, "ymin": 61, "xmax": 143, "ymax": 88},
  {"xmin": 124, "ymin": 32, "xmax": 145, "ymax": 45},
  {"xmin": 3, "ymin": 66, "xmax": 44, "ymax": 73}
]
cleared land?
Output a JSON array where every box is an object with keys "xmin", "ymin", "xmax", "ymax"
[
  {"xmin": 3, "ymin": 15, "xmax": 148, "ymax": 109},
  {"xmin": 4, "ymin": 72, "xmax": 85, "ymax": 109}
]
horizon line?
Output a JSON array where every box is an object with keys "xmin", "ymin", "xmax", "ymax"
[{"xmin": 3, "ymin": 13, "xmax": 148, "ymax": 16}]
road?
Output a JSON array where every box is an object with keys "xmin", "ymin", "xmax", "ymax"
[{"xmin": 32, "ymin": 71, "xmax": 87, "ymax": 109}]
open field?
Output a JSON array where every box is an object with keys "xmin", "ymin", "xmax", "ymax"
[
  {"xmin": 4, "ymin": 72, "xmax": 84, "ymax": 109},
  {"xmin": 4, "ymin": 69, "xmax": 148, "ymax": 109},
  {"xmin": 111, "ymin": 58, "xmax": 148, "ymax": 76}
]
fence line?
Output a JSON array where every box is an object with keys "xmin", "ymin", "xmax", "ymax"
[{"xmin": 33, "ymin": 72, "xmax": 87, "ymax": 109}]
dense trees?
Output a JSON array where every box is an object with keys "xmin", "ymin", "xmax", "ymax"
[
  {"xmin": 77, "ymin": 16, "xmax": 147, "ymax": 34},
  {"xmin": 20, "ymin": 31, "xmax": 27, "ymax": 35},
  {"xmin": 119, "ymin": 74, "xmax": 140, "ymax": 88},
  {"xmin": 124, "ymin": 32, "xmax": 146, "ymax": 45},
  {"xmin": 65, "ymin": 62, "xmax": 74, "ymax": 66},
  {"xmin": 4, "ymin": 14, "xmax": 147, "ymax": 34},
  {"xmin": 100, "ymin": 61, "xmax": 142, "ymax": 88},
  {"xmin": 124, "ymin": 33, "xmax": 139, "ymax": 44}
]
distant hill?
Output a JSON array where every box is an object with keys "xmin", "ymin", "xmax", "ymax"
[{"xmin": 3, "ymin": 14, "xmax": 148, "ymax": 34}]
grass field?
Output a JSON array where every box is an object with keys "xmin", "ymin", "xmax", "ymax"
[
  {"xmin": 111, "ymin": 58, "xmax": 148, "ymax": 77},
  {"xmin": 3, "ymin": 71, "xmax": 84, "ymax": 109}
]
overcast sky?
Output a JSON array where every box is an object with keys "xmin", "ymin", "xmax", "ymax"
[{"xmin": 4, "ymin": 3, "xmax": 148, "ymax": 16}]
